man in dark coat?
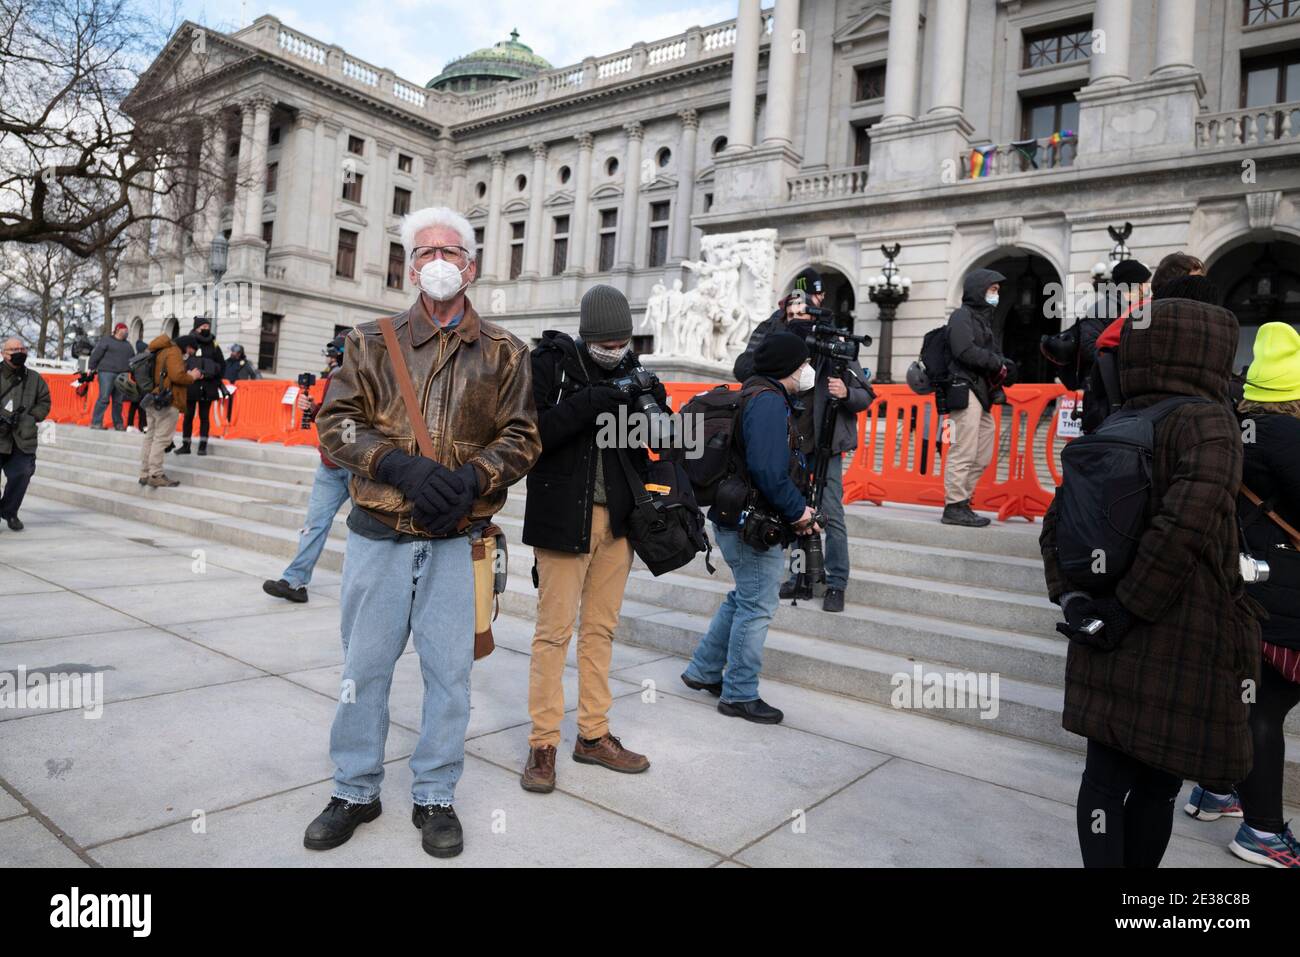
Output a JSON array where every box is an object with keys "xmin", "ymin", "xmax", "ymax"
[
  {"xmin": 88, "ymin": 322, "xmax": 135, "ymax": 430},
  {"xmin": 1041, "ymin": 277, "xmax": 1262, "ymax": 867},
  {"xmin": 0, "ymin": 337, "xmax": 51, "ymax": 530},
  {"xmin": 942, "ymin": 267, "xmax": 1009, "ymax": 527},
  {"xmin": 733, "ymin": 268, "xmax": 873, "ymax": 612},
  {"xmin": 177, "ymin": 317, "xmax": 224, "ymax": 455},
  {"xmin": 520, "ymin": 285, "xmax": 660, "ymax": 794}
]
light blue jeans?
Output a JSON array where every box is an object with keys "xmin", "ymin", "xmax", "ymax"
[
  {"xmin": 783, "ymin": 452, "xmax": 848, "ymax": 591},
  {"xmin": 684, "ymin": 524, "xmax": 786, "ymax": 703},
  {"xmin": 281, "ymin": 461, "xmax": 351, "ymax": 589},
  {"xmin": 330, "ymin": 531, "xmax": 476, "ymax": 806}
]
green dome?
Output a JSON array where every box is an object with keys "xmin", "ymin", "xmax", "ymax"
[{"xmin": 426, "ymin": 29, "xmax": 552, "ymax": 93}]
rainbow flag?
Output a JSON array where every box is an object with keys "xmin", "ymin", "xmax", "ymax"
[{"xmin": 968, "ymin": 145, "xmax": 996, "ymax": 178}]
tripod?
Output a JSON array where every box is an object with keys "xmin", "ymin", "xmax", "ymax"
[{"xmin": 788, "ymin": 372, "xmax": 841, "ymax": 604}]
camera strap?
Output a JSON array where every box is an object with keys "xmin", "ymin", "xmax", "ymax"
[
  {"xmin": 378, "ymin": 315, "xmax": 436, "ymax": 460},
  {"xmin": 1241, "ymin": 484, "xmax": 1300, "ymax": 549}
]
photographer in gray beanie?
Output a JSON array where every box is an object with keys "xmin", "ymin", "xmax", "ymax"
[{"xmin": 519, "ymin": 284, "xmax": 666, "ymax": 793}]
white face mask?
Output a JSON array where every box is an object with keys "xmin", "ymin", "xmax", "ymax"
[
  {"xmin": 587, "ymin": 342, "xmax": 630, "ymax": 370},
  {"xmin": 417, "ymin": 259, "xmax": 468, "ymax": 301},
  {"xmin": 796, "ymin": 363, "xmax": 816, "ymax": 393},
  {"xmin": 985, "ymin": 293, "xmax": 999, "ymax": 307}
]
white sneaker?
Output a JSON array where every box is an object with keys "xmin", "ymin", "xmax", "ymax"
[{"xmin": 125, "ymin": 426, "xmax": 139, "ymax": 433}]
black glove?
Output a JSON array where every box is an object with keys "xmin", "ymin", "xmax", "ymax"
[
  {"xmin": 1056, "ymin": 594, "xmax": 1133, "ymax": 651},
  {"xmin": 578, "ymin": 384, "xmax": 624, "ymax": 420},
  {"xmin": 416, "ymin": 463, "xmax": 479, "ymax": 537},
  {"xmin": 377, "ymin": 448, "xmax": 462, "ymax": 528}
]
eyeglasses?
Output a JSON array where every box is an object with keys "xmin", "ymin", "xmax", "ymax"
[{"xmin": 411, "ymin": 245, "xmax": 470, "ymax": 267}]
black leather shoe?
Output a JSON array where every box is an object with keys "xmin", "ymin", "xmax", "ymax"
[
  {"xmin": 822, "ymin": 588, "xmax": 845, "ymax": 613},
  {"xmin": 412, "ymin": 803, "xmax": 463, "ymax": 858},
  {"xmin": 5, "ymin": 516, "xmax": 22, "ymax": 531},
  {"xmin": 175, "ymin": 443, "xmax": 191, "ymax": 455},
  {"xmin": 197, "ymin": 442, "xmax": 208, "ymax": 456},
  {"xmin": 779, "ymin": 579, "xmax": 797, "ymax": 600},
  {"xmin": 303, "ymin": 797, "xmax": 381, "ymax": 850},
  {"xmin": 718, "ymin": 698, "xmax": 784, "ymax": 724},
  {"xmin": 680, "ymin": 672, "xmax": 722, "ymax": 697},
  {"xmin": 941, "ymin": 500, "xmax": 991, "ymax": 527},
  {"xmin": 263, "ymin": 578, "xmax": 308, "ymax": 603}
]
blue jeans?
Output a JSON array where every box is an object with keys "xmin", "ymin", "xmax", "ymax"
[
  {"xmin": 783, "ymin": 452, "xmax": 848, "ymax": 591},
  {"xmin": 330, "ymin": 532, "xmax": 476, "ymax": 806},
  {"xmin": 280, "ymin": 461, "xmax": 351, "ymax": 589},
  {"xmin": 91, "ymin": 371, "xmax": 124, "ymax": 428},
  {"xmin": 684, "ymin": 524, "xmax": 785, "ymax": 703}
]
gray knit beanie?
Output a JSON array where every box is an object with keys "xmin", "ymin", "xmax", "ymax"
[{"xmin": 579, "ymin": 284, "xmax": 634, "ymax": 341}]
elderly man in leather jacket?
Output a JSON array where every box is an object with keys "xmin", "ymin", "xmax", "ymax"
[{"xmin": 308, "ymin": 207, "xmax": 541, "ymax": 860}]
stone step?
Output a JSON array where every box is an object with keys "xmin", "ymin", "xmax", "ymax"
[
  {"xmin": 64, "ymin": 423, "xmax": 323, "ymax": 467},
  {"xmin": 47, "ymin": 432, "xmax": 321, "ymax": 487}
]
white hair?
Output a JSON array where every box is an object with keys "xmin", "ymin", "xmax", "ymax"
[{"xmin": 400, "ymin": 207, "xmax": 475, "ymax": 264}]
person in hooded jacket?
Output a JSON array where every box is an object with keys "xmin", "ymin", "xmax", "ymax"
[
  {"xmin": 137, "ymin": 333, "xmax": 195, "ymax": 487},
  {"xmin": 942, "ymin": 268, "xmax": 1010, "ymax": 527},
  {"xmin": 221, "ymin": 342, "xmax": 260, "ymax": 423},
  {"xmin": 1040, "ymin": 274, "xmax": 1262, "ymax": 868},
  {"xmin": 520, "ymin": 285, "xmax": 660, "ymax": 794},
  {"xmin": 178, "ymin": 317, "xmax": 224, "ymax": 456}
]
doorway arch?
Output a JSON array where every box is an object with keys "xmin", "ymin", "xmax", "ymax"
[
  {"xmin": 975, "ymin": 251, "xmax": 1065, "ymax": 384},
  {"xmin": 783, "ymin": 264, "xmax": 856, "ymax": 333},
  {"xmin": 1206, "ymin": 239, "xmax": 1300, "ymax": 372}
]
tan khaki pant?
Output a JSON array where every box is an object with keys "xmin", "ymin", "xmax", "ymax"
[
  {"xmin": 528, "ymin": 505, "xmax": 634, "ymax": 748},
  {"xmin": 943, "ymin": 400, "xmax": 996, "ymax": 504},
  {"xmin": 139, "ymin": 404, "xmax": 179, "ymax": 479}
]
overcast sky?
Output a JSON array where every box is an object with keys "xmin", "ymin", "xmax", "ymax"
[{"xmin": 169, "ymin": 0, "xmax": 743, "ymax": 86}]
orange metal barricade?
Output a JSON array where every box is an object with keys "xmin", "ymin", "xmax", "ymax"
[{"xmin": 221, "ymin": 380, "xmax": 297, "ymax": 441}]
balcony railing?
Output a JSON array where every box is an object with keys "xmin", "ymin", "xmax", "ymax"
[
  {"xmin": 1196, "ymin": 101, "xmax": 1300, "ymax": 147},
  {"xmin": 958, "ymin": 135, "xmax": 1077, "ymax": 179},
  {"xmin": 787, "ymin": 165, "xmax": 870, "ymax": 202}
]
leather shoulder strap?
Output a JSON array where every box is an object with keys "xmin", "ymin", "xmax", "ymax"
[
  {"xmin": 1241, "ymin": 483, "xmax": 1300, "ymax": 549},
  {"xmin": 378, "ymin": 316, "xmax": 435, "ymax": 459}
]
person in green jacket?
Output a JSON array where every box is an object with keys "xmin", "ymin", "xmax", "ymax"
[{"xmin": 0, "ymin": 338, "xmax": 52, "ymax": 531}]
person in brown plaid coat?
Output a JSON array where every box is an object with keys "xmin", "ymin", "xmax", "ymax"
[{"xmin": 1041, "ymin": 276, "xmax": 1263, "ymax": 867}]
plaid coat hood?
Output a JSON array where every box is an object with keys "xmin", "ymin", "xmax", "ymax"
[{"xmin": 1042, "ymin": 296, "xmax": 1262, "ymax": 788}]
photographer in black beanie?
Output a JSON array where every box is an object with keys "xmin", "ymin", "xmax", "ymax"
[{"xmin": 177, "ymin": 317, "xmax": 224, "ymax": 456}]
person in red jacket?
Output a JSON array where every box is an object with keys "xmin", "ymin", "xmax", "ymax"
[{"xmin": 263, "ymin": 334, "xmax": 350, "ymax": 603}]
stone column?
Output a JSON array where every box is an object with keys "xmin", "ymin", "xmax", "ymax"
[
  {"xmin": 1089, "ymin": 0, "xmax": 1132, "ymax": 87},
  {"xmin": 485, "ymin": 151, "xmax": 506, "ymax": 279},
  {"xmin": 881, "ymin": 0, "xmax": 921, "ymax": 124},
  {"xmin": 671, "ymin": 110, "xmax": 699, "ymax": 262},
  {"xmin": 240, "ymin": 97, "xmax": 273, "ymax": 240},
  {"xmin": 726, "ymin": 0, "xmax": 762, "ymax": 151},
  {"xmin": 450, "ymin": 158, "xmax": 467, "ymax": 211},
  {"xmin": 568, "ymin": 133, "xmax": 593, "ymax": 274},
  {"xmin": 308, "ymin": 120, "xmax": 340, "ymax": 255},
  {"xmin": 927, "ymin": 0, "xmax": 969, "ymax": 115},
  {"xmin": 522, "ymin": 142, "xmax": 548, "ymax": 278},
  {"xmin": 762, "ymin": 0, "xmax": 801, "ymax": 147},
  {"xmin": 615, "ymin": 122, "xmax": 643, "ymax": 270},
  {"xmin": 1151, "ymin": 0, "xmax": 1196, "ymax": 76},
  {"xmin": 229, "ymin": 104, "xmax": 254, "ymax": 241},
  {"xmin": 276, "ymin": 108, "xmax": 318, "ymax": 252},
  {"xmin": 198, "ymin": 112, "xmax": 228, "ymax": 250}
]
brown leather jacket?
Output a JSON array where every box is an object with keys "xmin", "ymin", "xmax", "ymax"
[{"xmin": 316, "ymin": 296, "xmax": 541, "ymax": 536}]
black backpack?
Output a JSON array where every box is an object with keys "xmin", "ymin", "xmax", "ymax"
[
  {"xmin": 1055, "ymin": 396, "xmax": 1211, "ymax": 591},
  {"xmin": 115, "ymin": 348, "xmax": 160, "ymax": 402},
  {"xmin": 678, "ymin": 384, "xmax": 751, "ymax": 505}
]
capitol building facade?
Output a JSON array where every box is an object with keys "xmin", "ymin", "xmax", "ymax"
[{"xmin": 113, "ymin": 0, "xmax": 1300, "ymax": 382}]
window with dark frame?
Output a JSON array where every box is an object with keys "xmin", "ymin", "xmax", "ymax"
[
  {"xmin": 258, "ymin": 313, "xmax": 282, "ymax": 373},
  {"xmin": 1242, "ymin": 49, "xmax": 1300, "ymax": 108},
  {"xmin": 854, "ymin": 63, "xmax": 887, "ymax": 101},
  {"xmin": 648, "ymin": 201, "xmax": 670, "ymax": 268},
  {"xmin": 386, "ymin": 242, "xmax": 405, "ymax": 290},
  {"xmin": 336, "ymin": 229, "xmax": 358, "ymax": 278},
  {"xmin": 397, "ymin": 153, "xmax": 413, "ymax": 173},
  {"xmin": 1019, "ymin": 89, "xmax": 1081, "ymax": 167},
  {"xmin": 262, "ymin": 221, "xmax": 273, "ymax": 246},
  {"xmin": 392, "ymin": 186, "xmax": 411, "ymax": 216},
  {"xmin": 853, "ymin": 122, "xmax": 876, "ymax": 168},
  {"xmin": 341, "ymin": 172, "xmax": 364, "ymax": 203},
  {"xmin": 474, "ymin": 226, "xmax": 485, "ymax": 273},
  {"xmin": 347, "ymin": 135, "xmax": 365, "ymax": 155},
  {"xmin": 597, "ymin": 209, "xmax": 618, "ymax": 272},
  {"xmin": 1023, "ymin": 21, "xmax": 1093, "ymax": 69},
  {"xmin": 269, "ymin": 126, "xmax": 281, "ymax": 146},
  {"xmin": 552, "ymin": 215, "xmax": 570, "ymax": 275},
  {"xmin": 509, "ymin": 221, "xmax": 525, "ymax": 280},
  {"xmin": 265, "ymin": 162, "xmax": 278, "ymax": 193},
  {"xmin": 1245, "ymin": 0, "xmax": 1300, "ymax": 24}
]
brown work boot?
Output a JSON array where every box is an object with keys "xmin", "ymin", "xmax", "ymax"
[
  {"xmin": 520, "ymin": 745, "xmax": 557, "ymax": 793},
  {"xmin": 146, "ymin": 474, "xmax": 180, "ymax": 488},
  {"xmin": 572, "ymin": 733, "xmax": 650, "ymax": 774}
]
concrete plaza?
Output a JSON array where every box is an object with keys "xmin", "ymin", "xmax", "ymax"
[{"xmin": 0, "ymin": 494, "xmax": 1276, "ymax": 868}]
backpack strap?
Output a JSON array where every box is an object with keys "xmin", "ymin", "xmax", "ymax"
[
  {"xmin": 1096, "ymin": 350, "xmax": 1123, "ymax": 415},
  {"xmin": 1130, "ymin": 395, "xmax": 1211, "ymax": 424}
]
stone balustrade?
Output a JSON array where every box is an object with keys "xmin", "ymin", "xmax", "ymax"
[
  {"xmin": 787, "ymin": 165, "xmax": 870, "ymax": 202},
  {"xmin": 957, "ymin": 136, "xmax": 1078, "ymax": 180},
  {"xmin": 1196, "ymin": 101, "xmax": 1300, "ymax": 148}
]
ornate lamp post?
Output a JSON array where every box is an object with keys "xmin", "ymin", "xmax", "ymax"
[
  {"xmin": 866, "ymin": 243, "xmax": 911, "ymax": 384},
  {"xmin": 1091, "ymin": 221, "xmax": 1133, "ymax": 280},
  {"xmin": 208, "ymin": 233, "xmax": 229, "ymax": 339}
]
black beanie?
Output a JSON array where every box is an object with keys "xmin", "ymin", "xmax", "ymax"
[
  {"xmin": 192, "ymin": 316, "xmax": 212, "ymax": 331},
  {"xmin": 1110, "ymin": 260, "xmax": 1151, "ymax": 285},
  {"xmin": 753, "ymin": 331, "xmax": 809, "ymax": 379},
  {"xmin": 579, "ymin": 284, "xmax": 633, "ymax": 341}
]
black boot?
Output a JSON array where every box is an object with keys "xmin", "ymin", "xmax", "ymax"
[
  {"xmin": 263, "ymin": 578, "xmax": 308, "ymax": 603},
  {"xmin": 822, "ymin": 587, "xmax": 845, "ymax": 613},
  {"xmin": 941, "ymin": 500, "xmax": 990, "ymax": 527},
  {"xmin": 175, "ymin": 441, "xmax": 191, "ymax": 455},
  {"xmin": 197, "ymin": 441, "xmax": 208, "ymax": 456},
  {"xmin": 718, "ymin": 698, "xmax": 784, "ymax": 724},
  {"xmin": 680, "ymin": 672, "xmax": 722, "ymax": 697},
  {"xmin": 303, "ymin": 797, "xmax": 381, "ymax": 850},
  {"xmin": 412, "ymin": 804, "xmax": 463, "ymax": 858},
  {"xmin": 779, "ymin": 579, "xmax": 797, "ymax": 600}
]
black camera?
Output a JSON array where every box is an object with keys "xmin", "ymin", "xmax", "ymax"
[
  {"xmin": 739, "ymin": 506, "xmax": 786, "ymax": 551},
  {"xmin": 297, "ymin": 373, "xmax": 317, "ymax": 429},
  {"xmin": 1040, "ymin": 326, "xmax": 1080, "ymax": 368},
  {"xmin": 793, "ymin": 321, "xmax": 873, "ymax": 362},
  {"xmin": 609, "ymin": 365, "xmax": 667, "ymax": 419},
  {"xmin": 0, "ymin": 406, "xmax": 24, "ymax": 434}
]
